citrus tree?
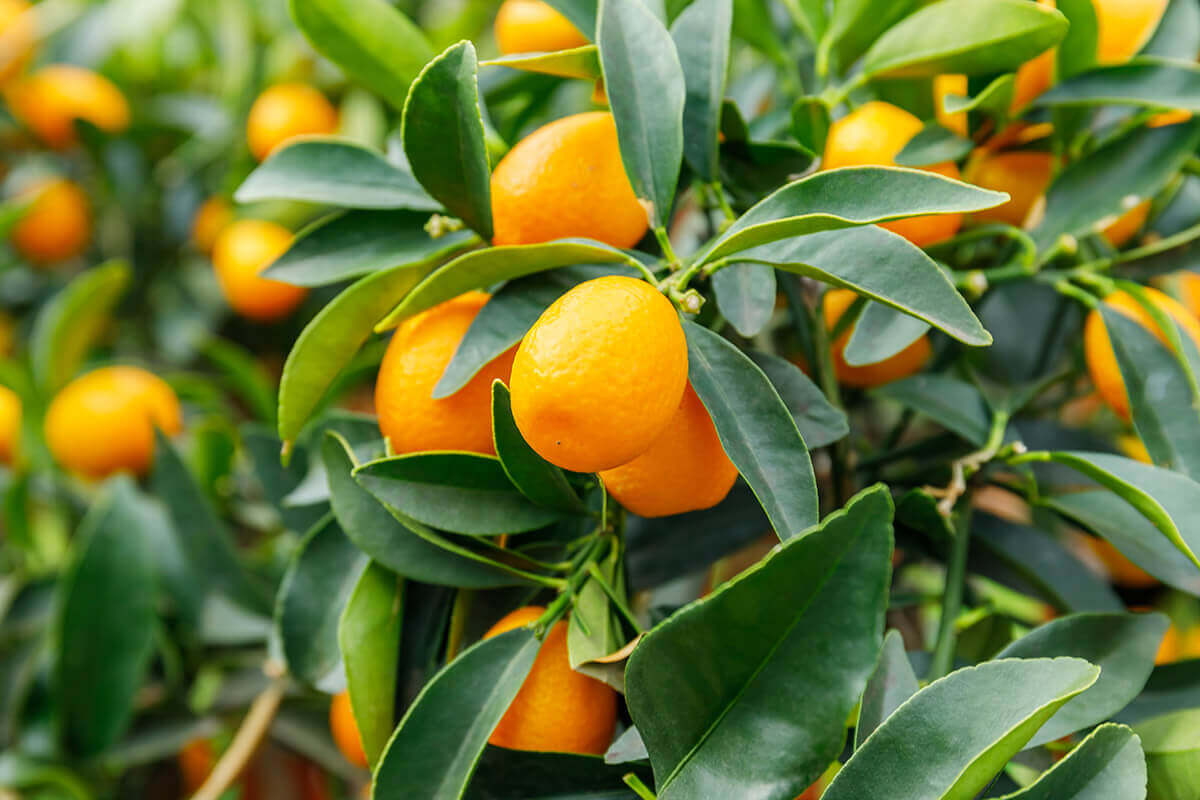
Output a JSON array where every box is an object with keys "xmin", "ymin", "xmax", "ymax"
[{"xmin": 4, "ymin": 0, "xmax": 1200, "ymax": 798}]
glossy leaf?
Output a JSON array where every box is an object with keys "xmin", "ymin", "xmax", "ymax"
[
  {"xmin": 942, "ymin": 74, "xmax": 1016, "ymax": 116},
  {"xmin": 324, "ymin": 433, "xmax": 518, "ymax": 588},
  {"xmin": 355, "ymin": 452, "xmax": 565, "ymax": 536},
  {"xmin": 55, "ymin": 479, "xmax": 157, "ymax": 757},
  {"xmin": 819, "ymin": 0, "xmax": 917, "ymax": 75},
  {"xmin": 996, "ymin": 724, "xmax": 1146, "ymax": 800},
  {"xmin": 289, "ymin": 0, "xmax": 433, "ymax": 109},
  {"xmin": 697, "ymin": 166, "xmax": 1006, "ymax": 265},
  {"xmin": 481, "ymin": 46, "xmax": 601, "ymax": 80},
  {"xmin": 791, "ymin": 96, "xmax": 831, "ymax": 154},
  {"xmin": 1135, "ymin": 709, "xmax": 1200, "ymax": 800},
  {"xmin": 403, "ymin": 42, "xmax": 493, "ymax": 239},
  {"xmin": 684, "ymin": 322, "xmax": 819, "ymax": 539},
  {"xmin": 339, "ymin": 562, "xmax": 402, "ymax": 768},
  {"xmin": 1035, "ymin": 59, "xmax": 1200, "ymax": 111},
  {"xmin": 235, "ymin": 139, "xmax": 438, "ymax": 209},
  {"xmin": 670, "ymin": 0, "xmax": 731, "ymax": 182},
  {"xmin": 597, "ymin": 0, "xmax": 686, "ymax": 228},
  {"xmin": 876, "ymin": 375, "xmax": 991, "ymax": 446},
  {"xmin": 265, "ymin": 211, "xmax": 475, "ymax": 287},
  {"xmin": 895, "ymin": 123, "xmax": 974, "ymax": 167},
  {"xmin": 30, "ymin": 260, "xmax": 130, "ymax": 394},
  {"xmin": 824, "ymin": 658, "xmax": 1100, "ymax": 800},
  {"xmin": 1145, "ymin": 0, "xmax": 1200, "ymax": 60},
  {"xmin": 278, "ymin": 260, "xmax": 433, "ymax": 446},
  {"xmin": 376, "ymin": 240, "xmax": 629, "ymax": 331},
  {"xmin": 736, "ymin": 224, "xmax": 992, "ymax": 346},
  {"xmin": 845, "ymin": 301, "xmax": 931, "ymax": 366},
  {"xmin": 860, "ymin": 0, "xmax": 1068, "ymax": 79},
  {"xmin": 567, "ymin": 545, "xmax": 623, "ymax": 675},
  {"xmin": 275, "ymin": 515, "xmax": 367, "ymax": 690},
  {"xmin": 711, "ymin": 262, "xmax": 775, "ymax": 337},
  {"xmin": 491, "ymin": 382, "xmax": 584, "ymax": 512},
  {"xmin": 626, "ymin": 485, "xmax": 893, "ymax": 799},
  {"xmin": 1054, "ymin": 0, "xmax": 1098, "ymax": 80},
  {"xmin": 372, "ymin": 629, "xmax": 539, "ymax": 800},
  {"xmin": 997, "ymin": 612, "xmax": 1168, "ymax": 747},
  {"xmin": 855, "ymin": 629, "xmax": 919, "ymax": 749},
  {"xmin": 746, "ymin": 351, "xmax": 849, "ymax": 448}
]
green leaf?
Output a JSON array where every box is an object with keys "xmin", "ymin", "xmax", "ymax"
[
  {"xmin": 855, "ymin": 629, "xmax": 919, "ymax": 749},
  {"xmin": 597, "ymin": 0, "xmax": 686, "ymax": 228},
  {"xmin": 372, "ymin": 629, "xmax": 539, "ymax": 800},
  {"xmin": 55, "ymin": 478, "xmax": 157, "ymax": 757},
  {"xmin": 895, "ymin": 123, "xmax": 974, "ymax": 168},
  {"xmin": 997, "ymin": 612, "xmax": 1168, "ymax": 747},
  {"xmin": 289, "ymin": 0, "xmax": 433, "ymax": 109},
  {"xmin": 1103, "ymin": 310, "xmax": 1200, "ymax": 480},
  {"xmin": 697, "ymin": 166, "xmax": 1007, "ymax": 264},
  {"xmin": 1033, "ymin": 122, "xmax": 1200, "ymax": 250},
  {"xmin": 736, "ymin": 224, "xmax": 992, "ymax": 347},
  {"xmin": 1043, "ymin": 490, "xmax": 1200, "ymax": 595},
  {"xmin": 467, "ymin": 747, "xmax": 649, "ymax": 799},
  {"xmin": 684, "ymin": 322, "xmax": 819, "ymax": 540},
  {"xmin": 278, "ymin": 260, "xmax": 433, "ymax": 447},
  {"xmin": 265, "ymin": 211, "xmax": 476, "ymax": 287},
  {"xmin": 567, "ymin": 544, "xmax": 623, "ymax": 675},
  {"xmin": 491, "ymin": 382, "xmax": 584, "ymax": 513},
  {"xmin": 1022, "ymin": 451, "xmax": 1200, "ymax": 572},
  {"xmin": 670, "ymin": 0, "xmax": 731, "ymax": 182},
  {"xmin": 997, "ymin": 724, "xmax": 1146, "ymax": 800},
  {"xmin": 876, "ymin": 375, "xmax": 990, "ymax": 446},
  {"xmin": 275, "ymin": 514, "xmax": 367, "ymax": 690},
  {"xmin": 942, "ymin": 74, "xmax": 1016, "ymax": 116},
  {"xmin": 30, "ymin": 259, "xmax": 130, "ymax": 394},
  {"xmin": 375, "ymin": 239, "xmax": 629, "ymax": 331},
  {"xmin": 711, "ymin": 262, "xmax": 776, "ymax": 337},
  {"xmin": 355, "ymin": 452, "xmax": 566, "ymax": 536},
  {"xmin": 324, "ymin": 433, "xmax": 518, "ymax": 588},
  {"xmin": 1035, "ymin": 59, "xmax": 1200, "ymax": 111},
  {"xmin": 824, "ymin": 658, "xmax": 1101, "ymax": 800},
  {"xmin": 403, "ymin": 42, "xmax": 493, "ymax": 240},
  {"xmin": 732, "ymin": 0, "xmax": 789, "ymax": 61},
  {"xmin": 626, "ymin": 485, "xmax": 893, "ymax": 799},
  {"xmin": 234, "ymin": 139, "xmax": 439, "ymax": 209},
  {"xmin": 1055, "ymin": 0, "xmax": 1099, "ymax": 80},
  {"xmin": 844, "ymin": 301, "xmax": 931, "ymax": 366},
  {"xmin": 200, "ymin": 339, "xmax": 277, "ymax": 424},
  {"xmin": 860, "ymin": 0, "xmax": 1068, "ymax": 79},
  {"xmin": 1135, "ymin": 709, "xmax": 1200, "ymax": 800},
  {"xmin": 1145, "ymin": 0, "xmax": 1200, "ymax": 60},
  {"xmin": 819, "ymin": 0, "xmax": 918, "ymax": 76},
  {"xmin": 434, "ymin": 263, "xmax": 636, "ymax": 398},
  {"xmin": 745, "ymin": 351, "xmax": 849, "ymax": 448},
  {"xmin": 481, "ymin": 46, "xmax": 601, "ymax": 80},
  {"xmin": 791, "ymin": 97, "xmax": 831, "ymax": 154},
  {"xmin": 339, "ymin": 562, "xmax": 401, "ymax": 768},
  {"xmin": 545, "ymin": 0, "xmax": 598, "ymax": 37}
]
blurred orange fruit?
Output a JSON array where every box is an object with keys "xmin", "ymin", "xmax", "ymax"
[
  {"xmin": 0, "ymin": 384, "xmax": 20, "ymax": 465},
  {"xmin": 1100, "ymin": 199, "xmax": 1151, "ymax": 248},
  {"xmin": 964, "ymin": 150, "xmax": 1055, "ymax": 228},
  {"xmin": 191, "ymin": 196, "xmax": 233, "ymax": 255},
  {"xmin": 0, "ymin": 0, "xmax": 34, "ymax": 85},
  {"xmin": 330, "ymin": 690, "xmax": 368, "ymax": 769},
  {"xmin": 9, "ymin": 178, "xmax": 90, "ymax": 265},
  {"xmin": 933, "ymin": 74, "xmax": 967, "ymax": 136},
  {"xmin": 178, "ymin": 738, "xmax": 217, "ymax": 795},
  {"xmin": 824, "ymin": 289, "xmax": 931, "ymax": 388},
  {"xmin": 1095, "ymin": 0, "xmax": 1168, "ymax": 65},
  {"xmin": 5, "ymin": 65, "xmax": 130, "ymax": 148},
  {"xmin": 495, "ymin": 0, "xmax": 588, "ymax": 55},
  {"xmin": 211, "ymin": 220, "xmax": 307, "ymax": 321},
  {"xmin": 1084, "ymin": 536, "xmax": 1158, "ymax": 589},
  {"xmin": 246, "ymin": 83, "xmax": 338, "ymax": 162}
]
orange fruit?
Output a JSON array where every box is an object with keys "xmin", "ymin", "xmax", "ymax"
[
  {"xmin": 491, "ymin": 111, "xmax": 648, "ymax": 249},
  {"xmin": 1095, "ymin": 0, "xmax": 1168, "ymax": 65},
  {"xmin": 1100, "ymin": 199, "xmax": 1151, "ymax": 248},
  {"xmin": 1154, "ymin": 624, "xmax": 1200, "ymax": 665},
  {"xmin": 191, "ymin": 196, "xmax": 233, "ymax": 255},
  {"xmin": 1117, "ymin": 433, "xmax": 1152, "ymax": 465},
  {"xmin": 211, "ymin": 220, "xmax": 307, "ymax": 321},
  {"xmin": 9, "ymin": 178, "xmax": 90, "ymax": 265},
  {"xmin": 329, "ymin": 690, "xmax": 368, "ymax": 769},
  {"xmin": 824, "ymin": 289, "xmax": 931, "ymax": 388},
  {"xmin": 1148, "ymin": 109, "xmax": 1193, "ymax": 128},
  {"xmin": 375, "ymin": 291, "xmax": 515, "ymax": 456},
  {"xmin": 178, "ymin": 738, "xmax": 216, "ymax": 794},
  {"xmin": 5, "ymin": 65, "xmax": 130, "ymax": 148},
  {"xmin": 1084, "ymin": 536, "xmax": 1157, "ymax": 588},
  {"xmin": 0, "ymin": 0, "xmax": 34, "ymax": 85},
  {"xmin": 0, "ymin": 384, "xmax": 20, "ymax": 465},
  {"xmin": 599, "ymin": 384, "xmax": 738, "ymax": 518},
  {"xmin": 495, "ymin": 0, "xmax": 588, "ymax": 55},
  {"xmin": 964, "ymin": 150, "xmax": 1055, "ymax": 228},
  {"xmin": 822, "ymin": 101, "xmax": 963, "ymax": 248},
  {"xmin": 1175, "ymin": 271, "xmax": 1200, "ymax": 320},
  {"xmin": 246, "ymin": 83, "xmax": 338, "ymax": 162},
  {"xmin": 510, "ymin": 276, "xmax": 688, "ymax": 473},
  {"xmin": 933, "ymin": 74, "xmax": 967, "ymax": 136},
  {"xmin": 44, "ymin": 366, "xmax": 183, "ymax": 479},
  {"xmin": 1084, "ymin": 288, "xmax": 1200, "ymax": 419},
  {"xmin": 484, "ymin": 606, "xmax": 617, "ymax": 755}
]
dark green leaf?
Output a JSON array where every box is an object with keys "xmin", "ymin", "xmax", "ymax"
[
  {"xmin": 481, "ymin": 46, "xmax": 601, "ymax": 80},
  {"xmin": 626, "ymin": 485, "xmax": 893, "ymax": 799},
  {"xmin": 876, "ymin": 375, "xmax": 990, "ymax": 446},
  {"xmin": 711, "ymin": 262, "xmax": 776, "ymax": 337},
  {"xmin": 597, "ymin": 0, "xmax": 686, "ymax": 228},
  {"xmin": 403, "ymin": 42, "xmax": 493, "ymax": 239},
  {"xmin": 855, "ymin": 629, "xmax": 919, "ymax": 749},
  {"xmin": 373, "ymin": 629, "xmax": 539, "ymax": 800},
  {"xmin": 942, "ymin": 74, "xmax": 1016, "ymax": 116},
  {"xmin": 1055, "ymin": 0, "xmax": 1098, "ymax": 80},
  {"xmin": 684, "ymin": 322, "xmax": 819, "ymax": 540},
  {"xmin": 1145, "ymin": 0, "xmax": 1200, "ymax": 60},
  {"xmin": 545, "ymin": 0, "xmax": 598, "ymax": 37},
  {"xmin": 467, "ymin": 747, "xmax": 647, "ymax": 799},
  {"xmin": 819, "ymin": 0, "xmax": 917, "ymax": 77},
  {"xmin": 1034, "ymin": 59, "xmax": 1200, "ymax": 112},
  {"xmin": 996, "ymin": 724, "xmax": 1146, "ymax": 800},
  {"xmin": 339, "ymin": 562, "xmax": 402, "ymax": 768},
  {"xmin": 491, "ymin": 382, "xmax": 584, "ymax": 512},
  {"xmin": 670, "ymin": 0, "xmax": 731, "ymax": 182},
  {"xmin": 844, "ymin": 301, "xmax": 931, "ymax": 367},
  {"xmin": 746, "ymin": 350, "xmax": 849, "ymax": 448},
  {"xmin": 791, "ymin": 97, "xmax": 831, "ymax": 154},
  {"xmin": 895, "ymin": 123, "xmax": 974, "ymax": 167}
]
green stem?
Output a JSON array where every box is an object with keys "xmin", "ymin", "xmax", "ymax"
[
  {"xmin": 1052, "ymin": 279, "xmax": 1101, "ymax": 309},
  {"xmin": 586, "ymin": 562, "xmax": 643, "ymax": 633},
  {"xmin": 708, "ymin": 182, "xmax": 737, "ymax": 225},
  {"xmin": 928, "ymin": 505, "xmax": 972, "ymax": 681},
  {"xmin": 654, "ymin": 226, "xmax": 681, "ymax": 269},
  {"xmin": 537, "ymin": 536, "xmax": 610, "ymax": 633},
  {"xmin": 624, "ymin": 255, "xmax": 661, "ymax": 287},
  {"xmin": 623, "ymin": 774, "xmax": 658, "ymax": 800},
  {"xmin": 811, "ymin": 291, "xmax": 849, "ymax": 506}
]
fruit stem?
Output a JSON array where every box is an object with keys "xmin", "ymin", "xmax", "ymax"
[
  {"xmin": 190, "ymin": 671, "xmax": 287, "ymax": 800},
  {"xmin": 623, "ymin": 255, "xmax": 661, "ymax": 287},
  {"xmin": 586, "ymin": 562, "xmax": 643, "ymax": 633},
  {"xmin": 708, "ymin": 182, "xmax": 737, "ymax": 227},
  {"xmin": 653, "ymin": 226, "xmax": 682, "ymax": 270},
  {"xmin": 623, "ymin": 773, "xmax": 658, "ymax": 800},
  {"xmin": 927, "ymin": 504, "xmax": 972, "ymax": 682}
]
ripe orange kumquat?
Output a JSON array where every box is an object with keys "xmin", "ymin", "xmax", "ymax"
[
  {"xmin": 1084, "ymin": 536, "xmax": 1158, "ymax": 589},
  {"xmin": 10, "ymin": 178, "xmax": 91, "ymax": 265},
  {"xmin": 329, "ymin": 690, "xmax": 368, "ymax": 768},
  {"xmin": 44, "ymin": 366, "xmax": 182, "ymax": 479},
  {"xmin": 0, "ymin": 384, "xmax": 20, "ymax": 465},
  {"xmin": 191, "ymin": 196, "xmax": 233, "ymax": 255},
  {"xmin": 0, "ymin": 0, "xmax": 34, "ymax": 85},
  {"xmin": 211, "ymin": 220, "xmax": 307, "ymax": 321},
  {"xmin": 178, "ymin": 738, "xmax": 217, "ymax": 795},
  {"xmin": 823, "ymin": 289, "xmax": 931, "ymax": 388},
  {"xmin": 491, "ymin": 112, "xmax": 649, "ymax": 249},
  {"xmin": 1100, "ymin": 199, "xmax": 1151, "ymax": 248},
  {"xmin": 932, "ymin": 74, "xmax": 967, "ymax": 136},
  {"xmin": 600, "ymin": 385, "xmax": 738, "ymax": 518},
  {"xmin": 494, "ymin": 0, "xmax": 588, "ymax": 55},
  {"xmin": 484, "ymin": 606, "xmax": 617, "ymax": 755},
  {"xmin": 1095, "ymin": 0, "xmax": 1168, "ymax": 65},
  {"xmin": 963, "ymin": 150, "xmax": 1055, "ymax": 228},
  {"xmin": 246, "ymin": 83, "xmax": 338, "ymax": 162},
  {"xmin": 375, "ymin": 291, "xmax": 516, "ymax": 456},
  {"xmin": 822, "ymin": 101, "xmax": 963, "ymax": 248},
  {"xmin": 510, "ymin": 276, "xmax": 688, "ymax": 473},
  {"xmin": 5, "ymin": 65, "xmax": 130, "ymax": 148}
]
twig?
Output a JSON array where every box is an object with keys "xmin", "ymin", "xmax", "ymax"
[{"xmin": 190, "ymin": 666, "xmax": 287, "ymax": 800}]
